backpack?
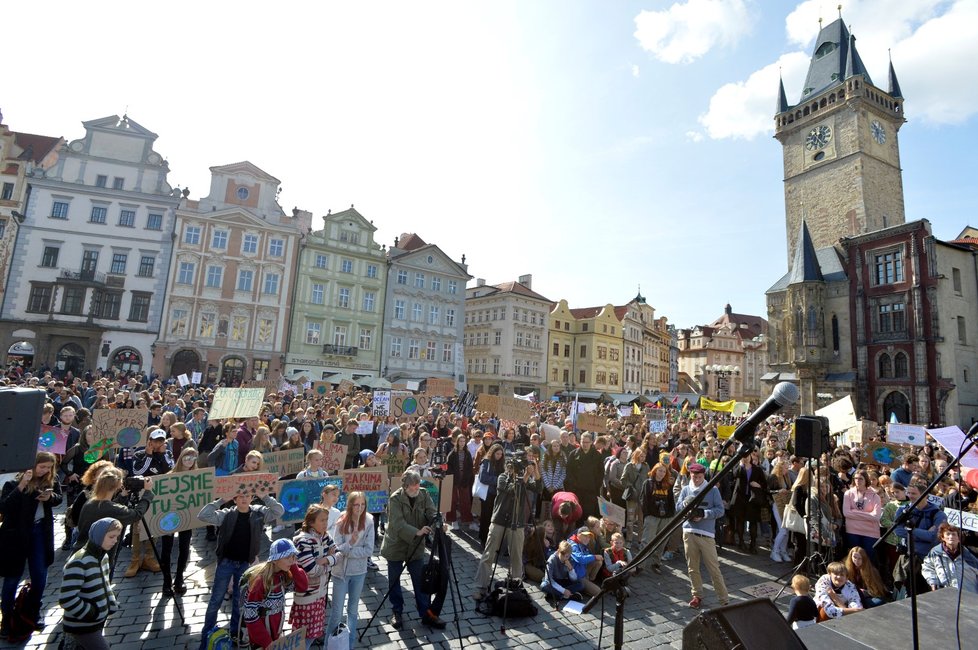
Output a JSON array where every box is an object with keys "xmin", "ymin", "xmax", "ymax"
[
  {"xmin": 477, "ymin": 578, "xmax": 538, "ymax": 618},
  {"xmin": 204, "ymin": 627, "xmax": 231, "ymax": 650}
]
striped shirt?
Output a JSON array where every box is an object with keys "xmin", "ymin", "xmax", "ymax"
[{"xmin": 59, "ymin": 544, "xmax": 118, "ymax": 633}]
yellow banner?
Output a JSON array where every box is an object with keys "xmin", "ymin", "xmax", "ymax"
[
  {"xmin": 718, "ymin": 425, "xmax": 736, "ymax": 439},
  {"xmin": 700, "ymin": 397, "xmax": 736, "ymax": 413}
]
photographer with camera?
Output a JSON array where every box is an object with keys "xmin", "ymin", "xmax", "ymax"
[
  {"xmin": 472, "ymin": 450, "xmax": 541, "ymax": 602},
  {"xmin": 124, "ymin": 428, "xmax": 173, "ymax": 577}
]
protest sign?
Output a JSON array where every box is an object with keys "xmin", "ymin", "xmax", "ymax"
[
  {"xmin": 37, "ymin": 425, "xmax": 68, "ymax": 455},
  {"xmin": 405, "ymin": 380, "xmax": 420, "ymax": 391},
  {"xmin": 338, "ymin": 379, "xmax": 356, "ymax": 395},
  {"xmin": 267, "ymin": 627, "xmax": 305, "ymax": 650},
  {"xmin": 242, "ymin": 379, "xmax": 279, "ymax": 395},
  {"xmin": 312, "ymin": 381, "xmax": 331, "ymax": 396},
  {"xmin": 340, "ymin": 468, "xmax": 389, "ymax": 513},
  {"xmin": 277, "ymin": 476, "xmax": 341, "ymax": 522},
  {"xmin": 322, "ymin": 443, "xmax": 349, "ymax": 472},
  {"xmin": 213, "ymin": 472, "xmax": 279, "ymax": 500},
  {"xmin": 146, "ymin": 468, "xmax": 214, "ymax": 537},
  {"xmin": 597, "ymin": 497, "xmax": 626, "ymax": 528},
  {"xmin": 191, "ymin": 371, "xmax": 202, "ymax": 385},
  {"xmin": 372, "ymin": 390, "xmax": 391, "ymax": 417},
  {"xmin": 862, "ymin": 443, "xmax": 905, "ymax": 469},
  {"xmin": 732, "ymin": 402, "xmax": 751, "ymax": 417},
  {"xmin": 260, "ymin": 448, "xmax": 306, "ymax": 478},
  {"xmin": 381, "ymin": 453, "xmax": 407, "ymax": 479},
  {"xmin": 476, "ymin": 394, "xmax": 499, "ymax": 414},
  {"xmin": 421, "ymin": 478, "xmax": 441, "ymax": 511},
  {"xmin": 209, "ymin": 387, "xmax": 266, "ymax": 419},
  {"xmin": 887, "ymin": 423, "xmax": 926, "ymax": 446},
  {"xmin": 741, "ymin": 581, "xmax": 787, "ymax": 600},
  {"xmin": 577, "ymin": 413, "xmax": 609, "ymax": 434},
  {"xmin": 177, "ymin": 373, "xmax": 190, "ymax": 387},
  {"xmin": 496, "ymin": 395, "xmax": 531, "ymax": 422},
  {"xmin": 623, "ymin": 414, "xmax": 643, "ymax": 427},
  {"xmin": 717, "ymin": 425, "xmax": 735, "ymax": 440},
  {"xmin": 92, "ymin": 408, "xmax": 149, "ymax": 449},
  {"xmin": 426, "ymin": 377, "xmax": 455, "ymax": 398},
  {"xmin": 700, "ymin": 397, "xmax": 735, "ymax": 413},
  {"xmin": 649, "ymin": 419, "xmax": 668, "ymax": 434},
  {"xmin": 438, "ymin": 473, "xmax": 454, "ymax": 513},
  {"xmin": 926, "ymin": 426, "xmax": 978, "ymax": 469},
  {"xmin": 815, "ymin": 395, "xmax": 859, "ymax": 436},
  {"xmin": 391, "ymin": 392, "xmax": 430, "ymax": 419},
  {"xmin": 541, "ymin": 423, "xmax": 562, "ymax": 443},
  {"xmin": 946, "ymin": 509, "xmax": 978, "ymax": 533},
  {"xmin": 356, "ymin": 420, "xmax": 374, "ymax": 436}
]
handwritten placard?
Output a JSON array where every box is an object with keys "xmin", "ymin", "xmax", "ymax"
[
  {"xmin": 372, "ymin": 390, "xmax": 391, "ymax": 417},
  {"xmin": 209, "ymin": 388, "xmax": 266, "ymax": 419},
  {"xmin": 356, "ymin": 420, "xmax": 374, "ymax": 436},
  {"xmin": 597, "ymin": 496, "xmax": 626, "ymax": 528},
  {"xmin": 862, "ymin": 442, "xmax": 905, "ymax": 469},
  {"xmin": 267, "ymin": 627, "xmax": 304, "ymax": 650},
  {"xmin": 477, "ymin": 394, "xmax": 499, "ymax": 415},
  {"xmin": 541, "ymin": 423, "xmax": 562, "ymax": 443},
  {"xmin": 946, "ymin": 509, "xmax": 978, "ymax": 533},
  {"xmin": 338, "ymin": 379, "xmax": 356, "ymax": 395},
  {"xmin": 426, "ymin": 377, "xmax": 455, "ymax": 398},
  {"xmin": 37, "ymin": 425, "xmax": 68, "ymax": 455},
  {"xmin": 391, "ymin": 391, "xmax": 430, "ymax": 419},
  {"xmin": 93, "ymin": 408, "xmax": 149, "ymax": 449},
  {"xmin": 322, "ymin": 443, "xmax": 349, "ymax": 472},
  {"xmin": 341, "ymin": 468, "xmax": 389, "ymax": 513},
  {"xmin": 213, "ymin": 472, "xmax": 279, "ymax": 500},
  {"xmin": 260, "ymin": 448, "xmax": 307, "ymax": 478},
  {"xmin": 146, "ymin": 468, "xmax": 215, "ymax": 536},
  {"xmin": 887, "ymin": 423, "xmax": 926, "ymax": 446},
  {"xmin": 277, "ymin": 477, "xmax": 341, "ymax": 522},
  {"xmin": 312, "ymin": 381, "xmax": 331, "ymax": 397},
  {"xmin": 242, "ymin": 379, "xmax": 279, "ymax": 396},
  {"xmin": 577, "ymin": 413, "xmax": 609, "ymax": 434}
]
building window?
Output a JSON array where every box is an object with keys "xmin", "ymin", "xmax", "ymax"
[
  {"xmin": 205, "ymin": 265, "xmax": 223, "ymax": 288},
  {"xmin": 314, "ymin": 253, "xmax": 328, "ymax": 269},
  {"xmin": 112, "ymin": 177, "xmax": 125, "ymax": 190},
  {"xmin": 366, "ymin": 264, "xmax": 378, "ymax": 278},
  {"xmin": 119, "ymin": 209, "xmax": 136, "ymax": 227},
  {"xmin": 146, "ymin": 213, "xmax": 163, "ymax": 230},
  {"xmin": 310, "ymin": 283, "xmax": 324, "ymax": 304},
  {"xmin": 92, "ymin": 290, "xmax": 122, "ymax": 319},
  {"xmin": 92, "ymin": 175, "xmax": 107, "ymax": 188},
  {"xmin": 894, "ymin": 352, "xmax": 909, "ymax": 378},
  {"xmin": 596, "ymin": 371, "xmax": 607, "ymax": 384},
  {"xmin": 170, "ymin": 308, "xmax": 188, "ymax": 337},
  {"xmin": 412, "ymin": 272, "xmax": 424, "ymax": 288},
  {"xmin": 448, "ymin": 280, "xmax": 457, "ymax": 294},
  {"xmin": 212, "ymin": 230, "xmax": 229, "ymax": 249},
  {"xmin": 237, "ymin": 270, "xmax": 254, "ymax": 292},
  {"xmin": 412, "ymin": 302, "xmax": 423, "ymax": 321},
  {"xmin": 333, "ymin": 325, "xmax": 347, "ymax": 346},
  {"xmin": 553, "ymin": 342, "xmax": 559, "ymax": 356},
  {"xmin": 493, "ymin": 330, "xmax": 501, "ymax": 345},
  {"xmin": 429, "ymin": 305, "xmax": 440, "ymax": 324},
  {"xmin": 431, "ymin": 276, "xmax": 441, "ymax": 291},
  {"xmin": 41, "ymin": 246, "xmax": 60, "ymax": 268},
  {"xmin": 394, "ymin": 299, "xmax": 405, "ymax": 320},
  {"xmin": 564, "ymin": 344, "xmax": 570, "ymax": 357},
  {"xmin": 0, "ymin": 182, "xmax": 13, "ymax": 200},
  {"xmin": 959, "ymin": 316, "xmax": 968, "ymax": 344},
  {"xmin": 359, "ymin": 328, "xmax": 373, "ymax": 351},
  {"xmin": 264, "ymin": 272, "xmax": 280, "ymax": 295},
  {"xmin": 610, "ymin": 371, "xmax": 619, "ymax": 385},
  {"xmin": 62, "ymin": 287, "xmax": 86, "ymax": 315},
  {"xmin": 579, "ymin": 369, "xmax": 586, "ymax": 384},
  {"xmin": 306, "ymin": 322, "xmax": 321, "ymax": 345},
  {"xmin": 337, "ymin": 287, "xmax": 350, "ymax": 308},
  {"xmin": 426, "ymin": 341, "xmax": 437, "ymax": 360},
  {"xmin": 442, "ymin": 343, "xmax": 453, "ymax": 363},
  {"xmin": 51, "ymin": 201, "xmax": 69, "ymax": 219},
  {"xmin": 81, "ymin": 250, "xmax": 99, "ymax": 277},
  {"xmin": 610, "ymin": 347, "xmax": 619, "ymax": 361},
  {"xmin": 445, "ymin": 309, "xmax": 455, "ymax": 327},
  {"xmin": 26, "ymin": 284, "xmax": 52, "ymax": 313},
  {"xmin": 563, "ymin": 369, "xmax": 570, "ymax": 383},
  {"xmin": 952, "ymin": 267, "xmax": 962, "ymax": 294},
  {"xmin": 339, "ymin": 230, "xmax": 359, "ymax": 244},
  {"xmin": 177, "ymin": 262, "xmax": 195, "ymax": 285},
  {"xmin": 597, "ymin": 346, "xmax": 607, "ymax": 360},
  {"xmin": 831, "ymin": 315, "xmax": 840, "ymax": 352},
  {"xmin": 879, "ymin": 303, "xmax": 906, "ymax": 333},
  {"xmin": 129, "ymin": 293, "xmax": 151, "ymax": 322},
  {"xmin": 199, "ymin": 313, "xmax": 215, "ymax": 338},
  {"xmin": 874, "ymin": 251, "xmax": 904, "ymax": 285},
  {"xmin": 879, "ymin": 353, "xmax": 892, "ymax": 378},
  {"xmin": 363, "ymin": 291, "xmax": 376, "ymax": 312},
  {"xmin": 397, "ymin": 270, "xmax": 408, "ymax": 285},
  {"xmin": 580, "ymin": 345, "xmax": 587, "ymax": 358},
  {"xmin": 408, "ymin": 339, "xmax": 420, "ymax": 359},
  {"xmin": 243, "ymin": 234, "xmax": 258, "ymax": 254},
  {"xmin": 516, "ymin": 331, "xmax": 524, "ymax": 347},
  {"xmin": 268, "ymin": 238, "xmax": 284, "ymax": 257},
  {"xmin": 110, "ymin": 253, "xmax": 127, "ymax": 275},
  {"xmin": 90, "ymin": 206, "xmax": 107, "ymax": 224},
  {"xmin": 341, "ymin": 259, "xmax": 353, "ymax": 273},
  {"xmin": 390, "ymin": 337, "xmax": 403, "ymax": 357},
  {"xmin": 184, "ymin": 225, "xmax": 201, "ymax": 244}
]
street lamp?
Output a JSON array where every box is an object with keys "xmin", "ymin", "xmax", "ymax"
[{"xmin": 706, "ymin": 364, "xmax": 740, "ymax": 401}]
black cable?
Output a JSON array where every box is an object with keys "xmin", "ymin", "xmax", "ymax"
[{"xmin": 597, "ymin": 589, "xmax": 605, "ymax": 649}]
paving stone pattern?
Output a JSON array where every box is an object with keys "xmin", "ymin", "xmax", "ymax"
[{"xmin": 3, "ymin": 511, "xmax": 797, "ymax": 650}]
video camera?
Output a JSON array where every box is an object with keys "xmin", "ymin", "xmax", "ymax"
[
  {"xmin": 123, "ymin": 476, "xmax": 147, "ymax": 492},
  {"xmin": 505, "ymin": 449, "xmax": 529, "ymax": 475}
]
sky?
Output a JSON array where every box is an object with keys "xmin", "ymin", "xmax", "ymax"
[{"xmin": 3, "ymin": 0, "xmax": 976, "ymax": 330}]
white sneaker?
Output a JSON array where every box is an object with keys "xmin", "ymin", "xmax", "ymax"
[
  {"xmin": 780, "ymin": 550, "xmax": 793, "ymax": 563},
  {"xmin": 451, "ymin": 521, "xmax": 460, "ymax": 531}
]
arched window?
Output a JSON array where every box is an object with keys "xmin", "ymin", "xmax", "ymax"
[
  {"xmin": 111, "ymin": 348, "xmax": 142, "ymax": 373},
  {"xmin": 831, "ymin": 315, "xmax": 840, "ymax": 353},
  {"xmin": 220, "ymin": 357, "xmax": 246, "ymax": 385},
  {"xmin": 894, "ymin": 352, "xmax": 909, "ymax": 378},
  {"xmin": 806, "ymin": 306, "xmax": 819, "ymax": 346},
  {"xmin": 878, "ymin": 353, "xmax": 892, "ymax": 379},
  {"xmin": 794, "ymin": 307, "xmax": 804, "ymax": 345}
]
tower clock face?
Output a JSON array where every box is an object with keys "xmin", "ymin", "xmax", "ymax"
[
  {"xmin": 805, "ymin": 125, "xmax": 832, "ymax": 150},
  {"xmin": 871, "ymin": 120, "xmax": 886, "ymax": 145}
]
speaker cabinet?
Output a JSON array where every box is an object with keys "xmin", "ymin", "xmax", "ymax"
[
  {"xmin": 794, "ymin": 415, "xmax": 830, "ymax": 458},
  {"xmin": 682, "ymin": 598, "xmax": 805, "ymax": 650},
  {"xmin": 0, "ymin": 388, "xmax": 46, "ymax": 472}
]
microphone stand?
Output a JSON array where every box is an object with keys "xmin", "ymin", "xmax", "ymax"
[
  {"xmin": 874, "ymin": 421, "xmax": 978, "ymax": 650},
  {"xmin": 581, "ymin": 435, "xmax": 759, "ymax": 650}
]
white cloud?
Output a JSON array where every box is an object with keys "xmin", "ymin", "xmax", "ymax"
[
  {"xmin": 686, "ymin": 130, "xmax": 705, "ymax": 142},
  {"xmin": 634, "ymin": 0, "xmax": 754, "ymax": 64},
  {"xmin": 699, "ymin": 0, "xmax": 977, "ymax": 139},
  {"xmin": 631, "ymin": 64, "xmax": 641, "ymax": 78},
  {"xmin": 698, "ymin": 52, "xmax": 809, "ymax": 140}
]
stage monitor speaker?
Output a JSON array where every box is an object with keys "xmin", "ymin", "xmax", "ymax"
[
  {"xmin": 0, "ymin": 388, "xmax": 46, "ymax": 473},
  {"xmin": 794, "ymin": 415, "xmax": 830, "ymax": 458},
  {"xmin": 682, "ymin": 598, "xmax": 805, "ymax": 650}
]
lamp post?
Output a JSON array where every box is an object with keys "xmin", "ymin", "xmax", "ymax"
[{"xmin": 706, "ymin": 364, "xmax": 740, "ymax": 401}]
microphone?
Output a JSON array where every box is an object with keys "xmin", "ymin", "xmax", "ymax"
[{"xmin": 731, "ymin": 381, "xmax": 800, "ymax": 446}]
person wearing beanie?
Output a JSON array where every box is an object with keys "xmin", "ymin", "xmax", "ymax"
[
  {"xmin": 243, "ymin": 538, "xmax": 308, "ymax": 648},
  {"xmin": 60, "ymin": 518, "xmax": 123, "ymax": 649}
]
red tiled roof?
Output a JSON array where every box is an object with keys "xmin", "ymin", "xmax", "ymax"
[
  {"xmin": 570, "ymin": 306, "xmax": 602, "ymax": 319},
  {"xmin": 710, "ymin": 311, "xmax": 767, "ymax": 338},
  {"xmin": 949, "ymin": 236, "xmax": 978, "ymax": 250},
  {"xmin": 398, "ymin": 233, "xmax": 427, "ymax": 251},
  {"xmin": 613, "ymin": 306, "xmax": 628, "ymax": 321},
  {"xmin": 13, "ymin": 132, "xmax": 62, "ymax": 163}
]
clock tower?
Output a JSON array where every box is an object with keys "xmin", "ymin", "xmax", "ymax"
[{"xmin": 775, "ymin": 18, "xmax": 906, "ymax": 269}]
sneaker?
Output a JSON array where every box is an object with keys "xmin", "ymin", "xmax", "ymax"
[
  {"xmin": 468, "ymin": 522, "xmax": 480, "ymax": 532},
  {"xmin": 689, "ymin": 596, "xmax": 702, "ymax": 609},
  {"xmin": 451, "ymin": 521, "xmax": 460, "ymax": 531},
  {"xmin": 422, "ymin": 612, "xmax": 447, "ymax": 629},
  {"xmin": 769, "ymin": 550, "xmax": 781, "ymax": 563},
  {"xmin": 390, "ymin": 612, "xmax": 403, "ymax": 630}
]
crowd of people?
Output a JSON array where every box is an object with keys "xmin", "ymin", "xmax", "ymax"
[{"xmin": 0, "ymin": 366, "xmax": 977, "ymax": 647}]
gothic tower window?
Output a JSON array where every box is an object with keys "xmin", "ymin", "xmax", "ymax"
[
  {"xmin": 894, "ymin": 352, "xmax": 909, "ymax": 378},
  {"xmin": 831, "ymin": 315, "xmax": 840, "ymax": 353},
  {"xmin": 794, "ymin": 307, "xmax": 804, "ymax": 345},
  {"xmin": 806, "ymin": 306, "xmax": 819, "ymax": 346},
  {"xmin": 879, "ymin": 353, "xmax": 892, "ymax": 379}
]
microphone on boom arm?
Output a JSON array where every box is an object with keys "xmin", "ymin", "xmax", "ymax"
[{"xmin": 729, "ymin": 381, "xmax": 800, "ymax": 447}]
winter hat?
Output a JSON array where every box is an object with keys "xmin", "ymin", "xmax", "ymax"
[
  {"xmin": 89, "ymin": 517, "xmax": 119, "ymax": 546},
  {"xmin": 268, "ymin": 538, "xmax": 298, "ymax": 561},
  {"xmin": 286, "ymin": 426, "xmax": 299, "ymax": 438},
  {"xmin": 359, "ymin": 449, "xmax": 376, "ymax": 463}
]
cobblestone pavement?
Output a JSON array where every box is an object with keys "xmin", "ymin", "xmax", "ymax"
[{"xmin": 4, "ymin": 511, "xmax": 797, "ymax": 650}]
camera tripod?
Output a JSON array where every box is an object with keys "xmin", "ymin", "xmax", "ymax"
[
  {"xmin": 478, "ymin": 466, "xmax": 530, "ymax": 634},
  {"xmin": 138, "ymin": 514, "xmax": 187, "ymax": 627}
]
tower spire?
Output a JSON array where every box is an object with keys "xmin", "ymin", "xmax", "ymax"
[
  {"xmin": 888, "ymin": 50, "xmax": 904, "ymax": 98},
  {"xmin": 777, "ymin": 73, "xmax": 789, "ymax": 113}
]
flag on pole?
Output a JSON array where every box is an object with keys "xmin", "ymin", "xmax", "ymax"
[
  {"xmin": 572, "ymin": 393, "xmax": 580, "ymax": 432},
  {"xmin": 632, "ymin": 403, "xmax": 641, "ymax": 416},
  {"xmin": 672, "ymin": 396, "xmax": 679, "ymax": 405}
]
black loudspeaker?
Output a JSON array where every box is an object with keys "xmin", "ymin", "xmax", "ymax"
[
  {"xmin": 0, "ymin": 388, "xmax": 46, "ymax": 472},
  {"xmin": 794, "ymin": 415, "xmax": 830, "ymax": 458},
  {"xmin": 682, "ymin": 598, "xmax": 805, "ymax": 650}
]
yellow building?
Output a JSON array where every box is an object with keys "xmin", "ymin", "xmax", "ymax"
[{"xmin": 545, "ymin": 299, "xmax": 624, "ymax": 399}]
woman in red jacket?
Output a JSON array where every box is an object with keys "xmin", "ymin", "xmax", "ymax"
[{"xmin": 242, "ymin": 538, "xmax": 309, "ymax": 648}]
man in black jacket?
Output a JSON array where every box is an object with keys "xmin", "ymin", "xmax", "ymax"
[{"xmin": 565, "ymin": 432, "xmax": 604, "ymax": 522}]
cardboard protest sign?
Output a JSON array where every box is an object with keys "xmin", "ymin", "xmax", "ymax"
[
  {"xmin": 496, "ymin": 395, "xmax": 531, "ymax": 422},
  {"xmin": 92, "ymin": 408, "xmax": 149, "ymax": 449},
  {"xmin": 260, "ymin": 448, "xmax": 307, "ymax": 478},
  {"xmin": 926, "ymin": 426, "xmax": 978, "ymax": 469},
  {"xmin": 338, "ymin": 379, "xmax": 356, "ymax": 395},
  {"xmin": 312, "ymin": 381, "xmax": 331, "ymax": 397},
  {"xmin": 732, "ymin": 402, "xmax": 751, "ymax": 417},
  {"xmin": 209, "ymin": 388, "xmax": 266, "ymax": 419},
  {"xmin": 340, "ymin": 468, "xmax": 389, "ymax": 513},
  {"xmin": 391, "ymin": 392, "xmax": 430, "ymax": 419},
  {"xmin": 277, "ymin": 477, "xmax": 341, "ymax": 522},
  {"xmin": 623, "ymin": 415, "xmax": 643, "ymax": 427},
  {"xmin": 267, "ymin": 627, "xmax": 304, "ymax": 650},
  {"xmin": 242, "ymin": 379, "xmax": 279, "ymax": 395},
  {"xmin": 577, "ymin": 413, "xmax": 609, "ymax": 434},
  {"xmin": 541, "ymin": 423, "xmax": 562, "ymax": 443},
  {"xmin": 213, "ymin": 472, "xmax": 279, "ymax": 500},
  {"xmin": 946, "ymin": 509, "xmax": 978, "ymax": 533},
  {"xmin": 37, "ymin": 425, "xmax": 68, "ymax": 455},
  {"xmin": 815, "ymin": 395, "xmax": 859, "ymax": 436},
  {"xmin": 887, "ymin": 423, "xmax": 926, "ymax": 446},
  {"xmin": 477, "ymin": 394, "xmax": 499, "ymax": 414},
  {"xmin": 146, "ymin": 468, "xmax": 215, "ymax": 537},
  {"xmin": 322, "ymin": 443, "xmax": 349, "ymax": 473},
  {"xmin": 380, "ymin": 453, "xmax": 407, "ymax": 479},
  {"xmin": 862, "ymin": 442, "xmax": 905, "ymax": 469},
  {"xmin": 438, "ymin": 473, "xmax": 454, "ymax": 513},
  {"xmin": 597, "ymin": 496, "xmax": 626, "ymax": 528},
  {"xmin": 356, "ymin": 420, "xmax": 374, "ymax": 436},
  {"xmin": 372, "ymin": 390, "xmax": 391, "ymax": 417},
  {"xmin": 426, "ymin": 377, "xmax": 455, "ymax": 398}
]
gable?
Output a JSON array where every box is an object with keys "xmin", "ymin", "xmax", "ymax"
[
  {"xmin": 394, "ymin": 245, "xmax": 469, "ymax": 279},
  {"xmin": 209, "ymin": 161, "xmax": 280, "ymax": 184}
]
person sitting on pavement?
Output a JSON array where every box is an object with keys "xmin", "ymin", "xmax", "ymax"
[
  {"xmin": 567, "ymin": 528, "xmax": 602, "ymax": 596},
  {"xmin": 814, "ymin": 562, "xmax": 864, "ymax": 620},
  {"xmin": 921, "ymin": 523, "xmax": 978, "ymax": 593},
  {"xmin": 524, "ymin": 520, "xmax": 558, "ymax": 584},
  {"xmin": 541, "ymin": 540, "xmax": 585, "ymax": 606}
]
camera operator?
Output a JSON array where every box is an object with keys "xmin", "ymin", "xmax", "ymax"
[
  {"xmin": 380, "ymin": 470, "xmax": 446, "ymax": 631},
  {"xmin": 122, "ymin": 428, "xmax": 174, "ymax": 578},
  {"xmin": 73, "ymin": 468, "xmax": 154, "ymax": 577},
  {"xmin": 472, "ymin": 451, "xmax": 541, "ymax": 601}
]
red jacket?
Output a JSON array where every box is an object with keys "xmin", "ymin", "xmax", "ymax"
[
  {"xmin": 551, "ymin": 491, "xmax": 582, "ymax": 528},
  {"xmin": 243, "ymin": 564, "xmax": 308, "ymax": 648}
]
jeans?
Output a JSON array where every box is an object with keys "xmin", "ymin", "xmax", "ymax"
[
  {"xmin": 844, "ymin": 532, "xmax": 878, "ymax": 566},
  {"xmin": 201, "ymin": 558, "xmax": 249, "ymax": 646},
  {"xmin": 326, "ymin": 572, "xmax": 366, "ymax": 649},
  {"xmin": 771, "ymin": 504, "xmax": 790, "ymax": 557},
  {"xmin": 387, "ymin": 558, "xmax": 429, "ymax": 617},
  {"xmin": 1, "ymin": 521, "xmax": 47, "ymax": 617}
]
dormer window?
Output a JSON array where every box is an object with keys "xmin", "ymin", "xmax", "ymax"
[
  {"xmin": 814, "ymin": 41, "xmax": 836, "ymax": 60},
  {"xmin": 236, "ymin": 187, "xmax": 250, "ymax": 201}
]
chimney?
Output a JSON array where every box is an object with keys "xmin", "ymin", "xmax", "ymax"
[
  {"xmin": 476, "ymin": 278, "xmax": 486, "ymax": 287},
  {"xmin": 518, "ymin": 274, "xmax": 532, "ymax": 289}
]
